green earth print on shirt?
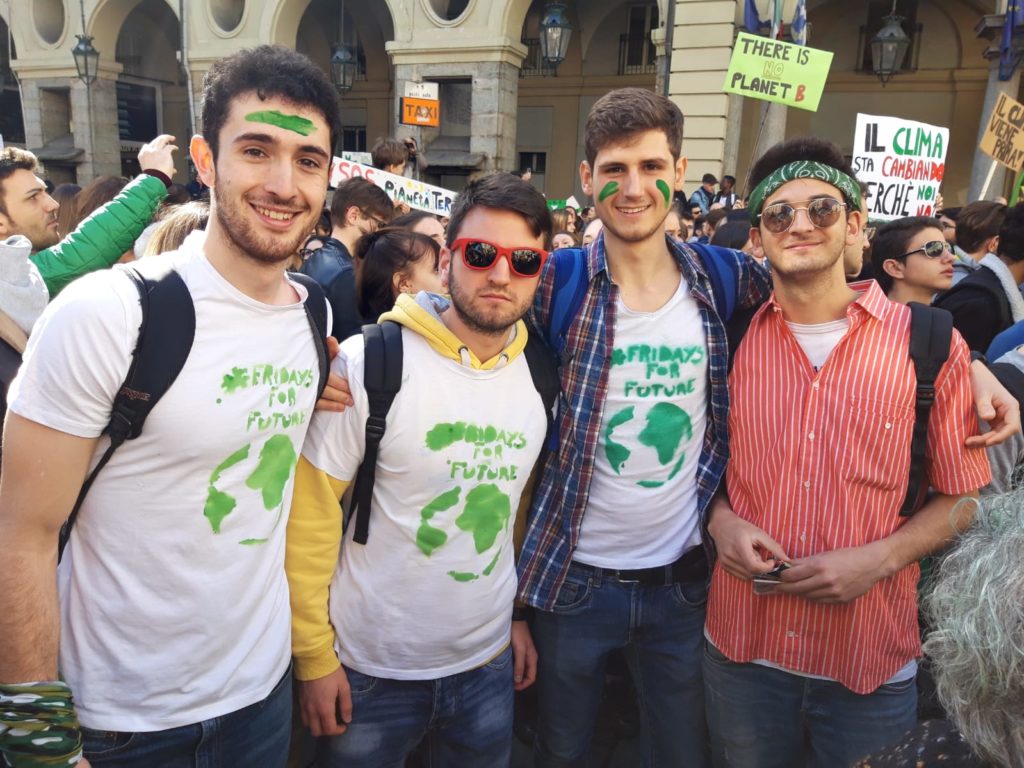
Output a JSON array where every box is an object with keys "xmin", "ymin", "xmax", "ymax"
[
  {"xmin": 203, "ymin": 363, "xmax": 313, "ymax": 545},
  {"xmin": 418, "ymin": 421, "xmax": 527, "ymax": 582},
  {"xmin": 602, "ymin": 343, "xmax": 701, "ymax": 488}
]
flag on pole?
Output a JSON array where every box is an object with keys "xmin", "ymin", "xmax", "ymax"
[
  {"xmin": 744, "ymin": 0, "xmax": 769, "ymax": 35},
  {"xmin": 791, "ymin": 0, "xmax": 808, "ymax": 45},
  {"xmin": 1000, "ymin": 0, "xmax": 1022, "ymax": 81},
  {"xmin": 770, "ymin": 0, "xmax": 784, "ymax": 39}
]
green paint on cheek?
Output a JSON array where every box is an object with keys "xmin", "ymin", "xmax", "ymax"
[
  {"xmin": 657, "ymin": 179, "xmax": 672, "ymax": 206},
  {"xmin": 244, "ymin": 110, "xmax": 315, "ymax": 136},
  {"xmin": 599, "ymin": 182, "xmax": 619, "ymax": 202}
]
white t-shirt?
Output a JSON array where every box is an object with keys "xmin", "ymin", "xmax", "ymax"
[
  {"xmin": 575, "ymin": 278, "xmax": 708, "ymax": 568},
  {"xmin": 302, "ymin": 328, "xmax": 547, "ymax": 679},
  {"xmin": 786, "ymin": 318, "xmax": 850, "ymax": 370},
  {"xmin": 9, "ymin": 233, "xmax": 325, "ymax": 731}
]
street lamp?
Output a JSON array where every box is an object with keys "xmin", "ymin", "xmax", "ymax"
[
  {"xmin": 870, "ymin": 1, "xmax": 911, "ymax": 85},
  {"xmin": 330, "ymin": 0, "xmax": 357, "ymax": 93},
  {"xmin": 539, "ymin": 2, "xmax": 573, "ymax": 67},
  {"xmin": 330, "ymin": 43, "xmax": 357, "ymax": 93},
  {"xmin": 72, "ymin": 34, "xmax": 99, "ymax": 85},
  {"xmin": 72, "ymin": 0, "xmax": 99, "ymax": 86}
]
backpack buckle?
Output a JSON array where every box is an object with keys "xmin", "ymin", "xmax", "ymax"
[
  {"xmin": 365, "ymin": 414, "xmax": 387, "ymax": 441},
  {"xmin": 916, "ymin": 383, "xmax": 936, "ymax": 407}
]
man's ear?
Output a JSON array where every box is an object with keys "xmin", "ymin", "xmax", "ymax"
[
  {"xmin": 987, "ymin": 235, "xmax": 1000, "ymax": 255},
  {"xmin": 845, "ymin": 206, "xmax": 863, "ymax": 247},
  {"xmin": 344, "ymin": 205, "xmax": 362, "ymax": 228},
  {"xmin": 580, "ymin": 161, "xmax": 593, "ymax": 197},
  {"xmin": 190, "ymin": 136, "xmax": 216, "ymax": 188},
  {"xmin": 675, "ymin": 155, "xmax": 688, "ymax": 189},
  {"xmin": 881, "ymin": 258, "xmax": 906, "ymax": 281},
  {"xmin": 438, "ymin": 247, "xmax": 452, "ymax": 288}
]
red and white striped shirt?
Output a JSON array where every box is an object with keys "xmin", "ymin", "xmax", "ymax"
[{"xmin": 706, "ymin": 280, "xmax": 990, "ymax": 694}]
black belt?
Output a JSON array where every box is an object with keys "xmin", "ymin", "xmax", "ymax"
[{"xmin": 573, "ymin": 546, "xmax": 708, "ymax": 587}]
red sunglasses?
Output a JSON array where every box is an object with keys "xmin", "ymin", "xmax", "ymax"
[{"xmin": 450, "ymin": 238, "xmax": 549, "ymax": 278}]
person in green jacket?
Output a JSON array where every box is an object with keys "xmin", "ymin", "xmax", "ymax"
[{"xmin": 0, "ymin": 134, "xmax": 178, "ymax": 296}]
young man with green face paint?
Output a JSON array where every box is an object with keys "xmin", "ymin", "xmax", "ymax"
[
  {"xmin": 0, "ymin": 45, "xmax": 340, "ymax": 767},
  {"xmin": 517, "ymin": 87, "xmax": 773, "ymax": 767}
]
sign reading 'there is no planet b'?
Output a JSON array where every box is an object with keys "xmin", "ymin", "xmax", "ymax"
[{"xmin": 722, "ymin": 32, "xmax": 833, "ymax": 112}]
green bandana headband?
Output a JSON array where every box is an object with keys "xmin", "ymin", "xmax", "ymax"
[{"xmin": 748, "ymin": 161, "xmax": 862, "ymax": 222}]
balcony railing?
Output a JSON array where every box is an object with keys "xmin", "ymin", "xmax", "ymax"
[
  {"xmin": 618, "ymin": 34, "xmax": 656, "ymax": 76},
  {"xmin": 520, "ymin": 37, "xmax": 558, "ymax": 78}
]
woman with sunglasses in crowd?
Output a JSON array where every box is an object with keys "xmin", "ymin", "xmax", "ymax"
[{"xmin": 870, "ymin": 217, "xmax": 955, "ymax": 306}]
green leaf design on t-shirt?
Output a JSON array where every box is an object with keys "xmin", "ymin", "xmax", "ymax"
[
  {"xmin": 603, "ymin": 406, "xmax": 635, "ymax": 474},
  {"xmin": 417, "ymin": 487, "xmax": 461, "ymax": 556},
  {"xmin": 639, "ymin": 402, "xmax": 692, "ymax": 464},
  {"xmin": 455, "ymin": 483, "xmax": 511, "ymax": 554},
  {"xmin": 204, "ymin": 444, "xmax": 251, "ymax": 532},
  {"xmin": 245, "ymin": 434, "xmax": 298, "ymax": 510}
]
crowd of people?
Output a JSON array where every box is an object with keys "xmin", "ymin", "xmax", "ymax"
[{"xmin": 1, "ymin": 43, "xmax": 1023, "ymax": 768}]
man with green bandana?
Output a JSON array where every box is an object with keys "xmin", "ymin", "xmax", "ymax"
[
  {"xmin": 703, "ymin": 136, "xmax": 990, "ymax": 767},
  {"xmin": 0, "ymin": 45, "xmax": 339, "ymax": 767}
]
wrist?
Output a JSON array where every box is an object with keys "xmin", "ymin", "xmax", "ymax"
[
  {"xmin": 511, "ymin": 605, "xmax": 533, "ymax": 622},
  {"xmin": 142, "ymin": 168, "xmax": 172, "ymax": 188}
]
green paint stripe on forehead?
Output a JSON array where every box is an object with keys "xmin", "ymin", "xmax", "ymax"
[
  {"xmin": 656, "ymin": 179, "xmax": 672, "ymax": 206},
  {"xmin": 599, "ymin": 182, "xmax": 619, "ymax": 202},
  {"xmin": 244, "ymin": 110, "xmax": 315, "ymax": 136}
]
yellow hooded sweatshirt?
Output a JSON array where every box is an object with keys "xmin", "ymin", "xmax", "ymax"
[{"xmin": 285, "ymin": 293, "xmax": 531, "ymax": 681}]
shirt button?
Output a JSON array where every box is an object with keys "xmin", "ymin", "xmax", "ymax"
[
  {"xmin": 787, "ymin": 630, "xmax": 797, "ymax": 638},
  {"xmin": 812, "ymin": 382, "xmax": 820, "ymax": 389},
  {"xmin": 808, "ymin": 432, "xmax": 815, "ymax": 440},
  {"xmin": 800, "ymin": 533, "xmax": 807, "ymax": 542},
  {"xmin": 885, "ymin": 422, "xmax": 892, "ymax": 430},
  {"xmin": 803, "ymin": 481, "xmax": 810, "ymax": 489}
]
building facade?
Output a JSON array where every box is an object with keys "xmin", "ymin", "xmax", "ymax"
[{"xmin": 0, "ymin": 0, "xmax": 1012, "ymax": 205}]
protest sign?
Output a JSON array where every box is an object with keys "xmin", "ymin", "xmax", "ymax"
[
  {"xmin": 980, "ymin": 92, "xmax": 1024, "ymax": 172},
  {"xmin": 341, "ymin": 150, "xmax": 372, "ymax": 165},
  {"xmin": 546, "ymin": 195, "xmax": 580, "ymax": 211},
  {"xmin": 722, "ymin": 32, "xmax": 832, "ymax": 112},
  {"xmin": 330, "ymin": 156, "xmax": 455, "ymax": 216},
  {"xmin": 851, "ymin": 114, "xmax": 948, "ymax": 220}
]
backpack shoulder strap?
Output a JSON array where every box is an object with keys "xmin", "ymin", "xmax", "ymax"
[
  {"xmin": 288, "ymin": 272, "xmax": 330, "ymax": 399},
  {"xmin": 546, "ymin": 248, "xmax": 590, "ymax": 357},
  {"xmin": 59, "ymin": 261, "xmax": 196, "ymax": 560},
  {"xmin": 524, "ymin": 331, "xmax": 560, "ymax": 452},
  {"xmin": 349, "ymin": 320, "xmax": 403, "ymax": 545},
  {"xmin": 901, "ymin": 302, "xmax": 954, "ymax": 516},
  {"xmin": 688, "ymin": 242, "xmax": 738, "ymax": 322}
]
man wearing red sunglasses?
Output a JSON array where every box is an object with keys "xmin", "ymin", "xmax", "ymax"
[
  {"xmin": 704, "ymin": 136, "xmax": 990, "ymax": 767},
  {"xmin": 286, "ymin": 172, "xmax": 551, "ymax": 767}
]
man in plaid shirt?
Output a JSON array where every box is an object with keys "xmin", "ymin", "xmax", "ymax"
[{"xmin": 517, "ymin": 88, "xmax": 771, "ymax": 767}]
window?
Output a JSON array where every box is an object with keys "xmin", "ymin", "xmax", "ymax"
[
  {"xmin": 619, "ymin": 3, "xmax": 659, "ymax": 75},
  {"xmin": 518, "ymin": 152, "xmax": 546, "ymax": 176},
  {"xmin": 343, "ymin": 126, "xmax": 366, "ymax": 152},
  {"xmin": 117, "ymin": 81, "xmax": 160, "ymax": 143}
]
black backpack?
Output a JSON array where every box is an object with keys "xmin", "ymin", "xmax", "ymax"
[
  {"xmin": 347, "ymin": 320, "xmax": 559, "ymax": 545},
  {"xmin": 57, "ymin": 260, "xmax": 330, "ymax": 559}
]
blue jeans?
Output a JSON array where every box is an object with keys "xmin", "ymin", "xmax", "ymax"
[
  {"xmin": 531, "ymin": 561, "xmax": 710, "ymax": 767},
  {"xmin": 81, "ymin": 666, "xmax": 292, "ymax": 767},
  {"xmin": 703, "ymin": 643, "xmax": 917, "ymax": 768},
  {"xmin": 317, "ymin": 645, "xmax": 514, "ymax": 768}
]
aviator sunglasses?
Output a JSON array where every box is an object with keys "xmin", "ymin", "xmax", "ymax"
[
  {"xmin": 897, "ymin": 240, "xmax": 954, "ymax": 259},
  {"xmin": 451, "ymin": 238, "xmax": 549, "ymax": 277},
  {"xmin": 760, "ymin": 197, "xmax": 847, "ymax": 234}
]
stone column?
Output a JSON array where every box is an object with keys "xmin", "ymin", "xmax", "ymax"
[
  {"xmin": 668, "ymin": 0, "xmax": 735, "ymax": 187},
  {"xmin": 71, "ymin": 74, "xmax": 121, "ymax": 179},
  {"xmin": 969, "ymin": 60, "xmax": 1021, "ymax": 201}
]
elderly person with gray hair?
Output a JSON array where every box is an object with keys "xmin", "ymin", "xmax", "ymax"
[{"xmin": 856, "ymin": 493, "xmax": 1024, "ymax": 767}]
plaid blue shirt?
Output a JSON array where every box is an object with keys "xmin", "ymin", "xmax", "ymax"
[{"xmin": 517, "ymin": 234, "xmax": 772, "ymax": 610}]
